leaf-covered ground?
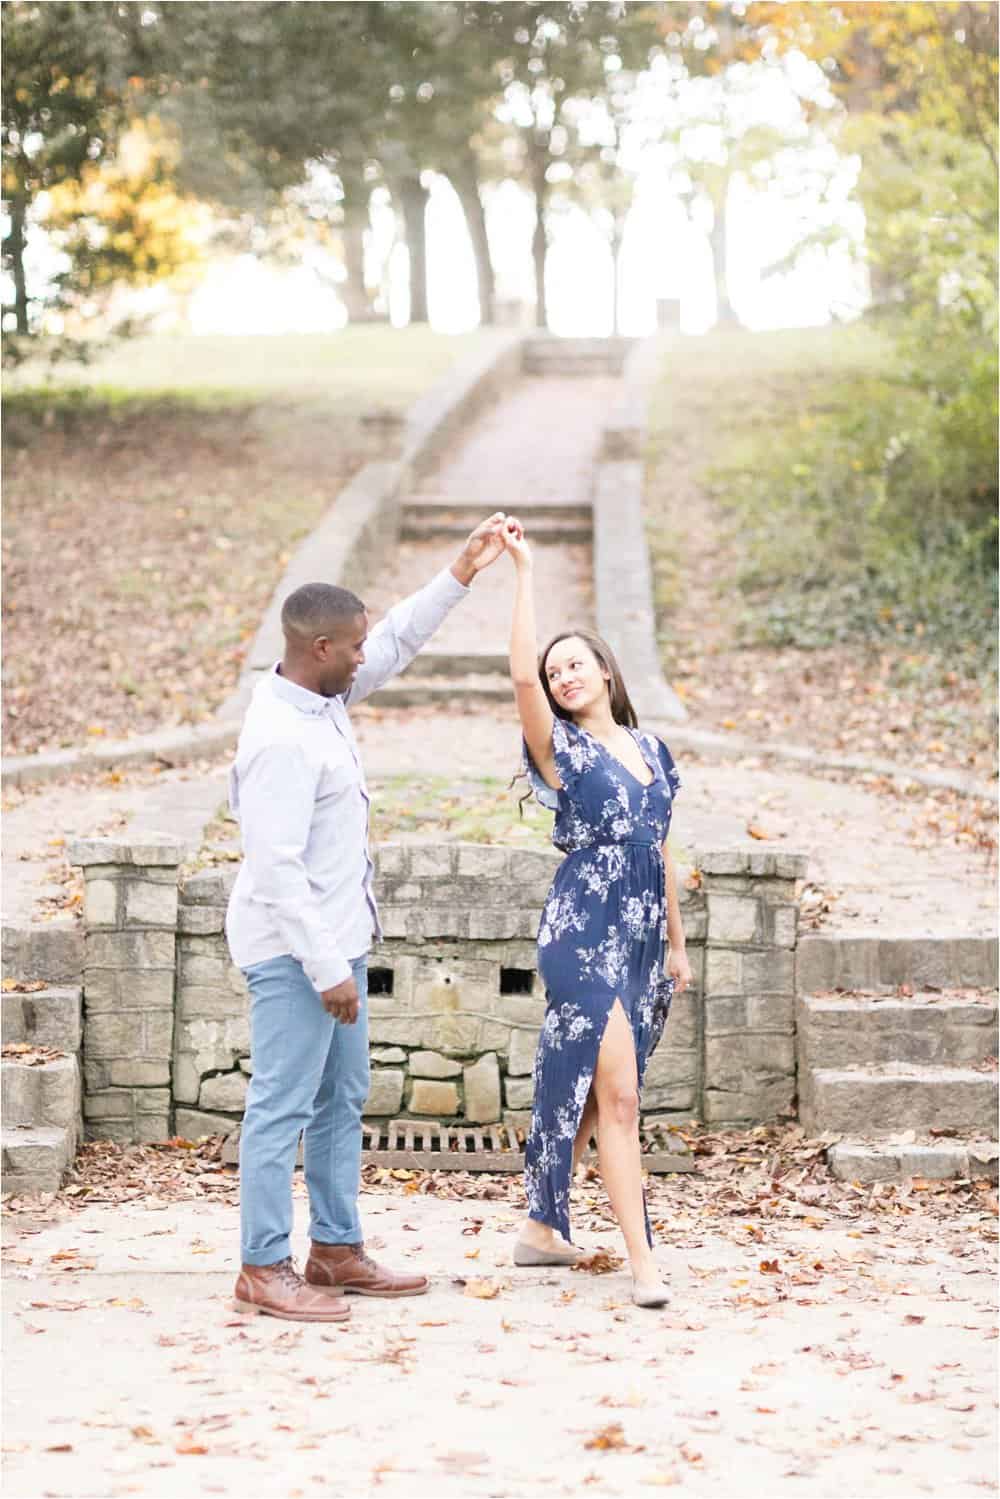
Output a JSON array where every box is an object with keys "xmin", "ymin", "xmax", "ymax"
[
  {"xmin": 646, "ymin": 328, "xmax": 997, "ymax": 786},
  {"xmin": 2, "ymin": 329, "xmax": 483, "ymax": 757},
  {"xmin": 3, "ymin": 1129, "xmax": 996, "ymax": 1498}
]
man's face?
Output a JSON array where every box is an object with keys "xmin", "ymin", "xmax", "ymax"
[{"xmin": 316, "ymin": 611, "xmax": 368, "ymax": 697}]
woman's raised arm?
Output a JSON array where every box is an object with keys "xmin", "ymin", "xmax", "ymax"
[{"xmin": 503, "ymin": 520, "xmax": 559, "ymax": 789}]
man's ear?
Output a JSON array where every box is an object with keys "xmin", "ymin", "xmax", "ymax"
[{"xmin": 312, "ymin": 634, "xmax": 331, "ymax": 661}]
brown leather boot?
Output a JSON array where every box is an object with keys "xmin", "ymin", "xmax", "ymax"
[
  {"xmin": 305, "ymin": 1241, "xmax": 429, "ymax": 1298},
  {"xmin": 233, "ymin": 1257, "xmax": 351, "ymax": 1321}
]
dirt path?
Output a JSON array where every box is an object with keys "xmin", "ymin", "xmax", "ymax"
[{"xmin": 3, "ymin": 1145, "xmax": 996, "ymax": 1499}]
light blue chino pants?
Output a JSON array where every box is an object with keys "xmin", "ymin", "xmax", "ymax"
[{"xmin": 238, "ymin": 953, "xmax": 369, "ymax": 1266}]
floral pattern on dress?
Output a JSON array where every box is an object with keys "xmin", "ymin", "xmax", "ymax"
[{"xmin": 521, "ymin": 715, "xmax": 681, "ymax": 1245}]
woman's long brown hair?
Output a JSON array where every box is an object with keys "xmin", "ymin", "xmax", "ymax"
[{"xmin": 538, "ymin": 629, "xmax": 638, "ymax": 728}]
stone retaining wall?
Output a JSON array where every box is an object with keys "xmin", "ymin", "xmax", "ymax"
[{"xmin": 70, "ymin": 838, "xmax": 808, "ymax": 1144}]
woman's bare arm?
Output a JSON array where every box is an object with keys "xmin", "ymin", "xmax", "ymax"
[{"xmin": 504, "ymin": 523, "xmax": 559, "ymax": 789}]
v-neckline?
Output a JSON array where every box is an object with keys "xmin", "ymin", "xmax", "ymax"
[{"xmin": 581, "ymin": 725, "xmax": 656, "ymax": 789}]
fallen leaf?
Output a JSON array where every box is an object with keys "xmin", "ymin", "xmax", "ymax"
[
  {"xmin": 584, "ymin": 1423, "xmax": 629, "ymax": 1451},
  {"xmin": 463, "ymin": 1279, "xmax": 503, "ymax": 1300}
]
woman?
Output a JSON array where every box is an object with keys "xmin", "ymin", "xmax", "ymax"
[{"xmin": 503, "ymin": 517, "xmax": 692, "ymax": 1308}]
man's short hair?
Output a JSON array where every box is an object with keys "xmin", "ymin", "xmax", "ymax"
[{"xmin": 281, "ymin": 582, "xmax": 365, "ymax": 642}]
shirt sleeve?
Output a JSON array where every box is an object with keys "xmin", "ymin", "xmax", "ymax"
[
  {"xmin": 344, "ymin": 567, "xmax": 469, "ymax": 706},
  {"xmin": 655, "ymin": 737, "xmax": 682, "ymax": 799},
  {"xmin": 522, "ymin": 717, "xmax": 585, "ymax": 810},
  {"xmin": 234, "ymin": 742, "xmax": 352, "ymax": 992}
]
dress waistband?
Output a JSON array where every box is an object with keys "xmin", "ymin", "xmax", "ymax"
[{"xmin": 567, "ymin": 839, "xmax": 661, "ymax": 851}]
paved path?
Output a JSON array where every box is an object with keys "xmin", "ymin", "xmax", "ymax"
[{"xmin": 3, "ymin": 1183, "xmax": 995, "ymax": 1498}]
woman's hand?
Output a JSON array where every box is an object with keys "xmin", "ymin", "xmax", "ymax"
[
  {"xmin": 667, "ymin": 946, "xmax": 693, "ymax": 995},
  {"xmin": 503, "ymin": 514, "xmax": 532, "ymax": 569}
]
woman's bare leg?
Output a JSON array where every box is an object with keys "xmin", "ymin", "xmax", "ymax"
[{"xmin": 593, "ymin": 1000, "xmax": 661, "ymax": 1287}]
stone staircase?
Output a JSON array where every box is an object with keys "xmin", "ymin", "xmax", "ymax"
[
  {"xmin": 368, "ymin": 499, "xmax": 594, "ymax": 711},
  {"xmin": 797, "ymin": 933, "xmax": 998, "ymax": 1182},
  {"xmin": 2, "ymin": 923, "xmax": 84, "ymax": 1194}
]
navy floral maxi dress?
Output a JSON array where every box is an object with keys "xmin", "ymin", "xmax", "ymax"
[{"xmin": 523, "ymin": 716, "xmax": 681, "ymax": 1245}]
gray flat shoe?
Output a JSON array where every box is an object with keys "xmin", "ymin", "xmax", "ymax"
[
  {"xmin": 513, "ymin": 1240, "xmax": 584, "ymax": 1267},
  {"xmin": 632, "ymin": 1280, "xmax": 671, "ymax": 1308}
]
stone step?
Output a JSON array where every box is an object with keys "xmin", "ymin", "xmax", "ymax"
[
  {"xmin": 802, "ymin": 1064, "xmax": 998, "ymax": 1138},
  {"xmin": 1, "ymin": 986, "xmax": 82, "ymax": 1051},
  {"xmin": 1, "ymin": 922, "xmax": 83, "ymax": 986},
  {"xmin": 400, "ymin": 652, "xmax": 508, "ymax": 680},
  {"xmin": 401, "ymin": 513, "xmax": 592, "ymax": 544},
  {"xmin": 797, "ymin": 934, "xmax": 998, "ymax": 993},
  {"xmin": 406, "ymin": 498, "xmax": 592, "ymax": 523},
  {"xmin": 827, "ymin": 1137, "xmax": 999, "ymax": 1184},
  {"xmin": 367, "ymin": 675, "xmax": 511, "ymax": 709},
  {"xmin": 797, "ymin": 990, "xmax": 998, "ymax": 1070},
  {"xmin": 1, "ymin": 1053, "xmax": 81, "ymax": 1130},
  {"xmin": 1, "ymin": 1123, "xmax": 77, "ymax": 1194}
]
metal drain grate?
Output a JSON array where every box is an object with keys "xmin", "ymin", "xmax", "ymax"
[{"xmin": 361, "ymin": 1120, "xmax": 694, "ymax": 1175}]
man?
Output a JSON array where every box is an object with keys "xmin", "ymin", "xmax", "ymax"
[{"xmin": 227, "ymin": 513, "xmax": 508, "ymax": 1321}]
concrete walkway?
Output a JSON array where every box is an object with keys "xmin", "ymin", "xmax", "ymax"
[{"xmin": 3, "ymin": 1178, "xmax": 996, "ymax": 1498}]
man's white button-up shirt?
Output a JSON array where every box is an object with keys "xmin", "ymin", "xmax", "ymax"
[{"xmin": 225, "ymin": 566, "xmax": 469, "ymax": 992}]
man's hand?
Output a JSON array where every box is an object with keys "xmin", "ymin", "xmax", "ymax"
[
  {"xmin": 321, "ymin": 975, "xmax": 360, "ymax": 1024},
  {"xmin": 450, "ymin": 512, "xmax": 507, "ymax": 586}
]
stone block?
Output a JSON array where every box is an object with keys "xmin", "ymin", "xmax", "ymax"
[
  {"xmin": 504, "ymin": 1075, "xmax": 534, "ymax": 1109},
  {"xmin": 508, "ymin": 850, "xmax": 560, "ymax": 885},
  {"xmin": 177, "ymin": 905, "xmax": 226, "ymax": 936},
  {"xmin": 108, "ymin": 1059, "xmax": 171, "ymax": 1088},
  {"xmin": 697, "ymin": 850, "xmax": 748, "ymax": 876},
  {"xmin": 368, "ymin": 1017, "xmax": 417, "ymax": 1047},
  {"xmin": 804, "ymin": 1066, "xmax": 997, "ymax": 1137},
  {"xmin": 85, "ymin": 930, "xmax": 175, "ymax": 972},
  {"xmin": 415, "ymin": 907, "xmax": 469, "ymax": 940},
  {"xmin": 179, "ymin": 954, "xmax": 233, "ymax": 987},
  {"xmin": 764, "ymin": 904, "xmax": 797, "ymax": 949},
  {"xmin": 508, "ymin": 1028, "xmax": 540, "ymax": 1076},
  {"xmin": 143, "ymin": 1011, "xmax": 175, "ymax": 1056},
  {"xmin": 643, "ymin": 1047, "xmax": 698, "ymax": 1112},
  {"xmin": 379, "ymin": 907, "xmax": 409, "ymax": 940},
  {"xmin": 746, "ymin": 993, "xmax": 795, "ymax": 1031},
  {"xmin": 371, "ymin": 1047, "xmax": 407, "ymax": 1064},
  {"xmin": 133, "ymin": 1115, "xmax": 172, "ymax": 1144},
  {"xmin": 172, "ymin": 1053, "xmax": 202, "ymax": 1105},
  {"xmin": 502, "ymin": 1109, "xmax": 533, "ymax": 1136},
  {"xmin": 468, "ymin": 910, "xmax": 522, "ymax": 941},
  {"xmin": 476, "ymin": 1020, "xmax": 512, "ymax": 1053},
  {"xmin": 704, "ymin": 949, "xmax": 743, "ymax": 996},
  {"xmin": 83, "ymin": 969, "xmax": 174, "ymax": 1013},
  {"xmin": 661, "ymin": 991, "xmax": 698, "ymax": 1050},
  {"xmin": 409, "ymin": 846, "xmax": 455, "ymax": 878},
  {"xmin": 704, "ymin": 995, "xmax": 748, "ymax": 1034},
  {"xmin": 422, "ymin": 1013, "xmax": 480, "ymax": 1052},
  {"xmin": 180, "ymin": 869, "xmax": 234, "ymax": 906},
  {"xmin": 456, "ymin": 845, "xmax": 509, "ymax": 879},
  {"xmin": 682, "ymin": 908, "xmax": 708, "ymax": 943},
  {"xmin": 409, "ymin": 1079, "xmax": 460, "ymax": 1115},
  {"xmin": 84, "ymin": 879, "xmax": 119, "ymax": 928},
  {"xmin": 178, "ymin": 983, "xmax": 247, "ymax": 1020},
  {"xmin": 707, "ymin": 895, "xmax": 760, "ymax": 946},
  {"xmin": 84, "ymin": 1088, "xmax": 134, "ymax": 1121},
  {"xmin": 70, "ymin": 837, "xmax": 184, "ymax": 868},
  {"xmin": 134, "ymin": 1088, "xmax": 171, "ymax": 1115},
  {"xmin": 364, "ymin": 1068, "xmax": 405, "ymax": 1116},
  {"xmin": 744, "ymin": 949, "xmax": 795, "ymax": 996},
  {"xmin": 124, "ymin": 880, "xmax": 178, "ymax": 928},
  {"xmin": 464, "ymin": 1053, "xmax": 501, "ymax": 1123},
  {"xmin": 703, "ymin": 1076, "xmax": 796, "ymax": 1124},
  {"xmin": 85, "ymin": 1120, "xmax": 139, "ymax": 1145},
  {"xmin": 199, "ymin": 1072, "xmax": 248, "ymax": 1112},
  {"xmin": 412, "ymin": 957, "xmax": 499, "ymax": 1018},
  {"xmin": 375, "ymin": 844, "xmax": 408, "ymax": 877},
  {"xmin": 409, "ymin": 1051, "xmax": 461, "ymax": 1079},
  {"xmin": 180, "ymin": 933, "xmax": 233, "ymax": 960},
  {"xmin": 704, "ymin": 1033, "xmax": 795, "ymax": 1094},
  {"xmin": 85, "ymin": 1011, "xmax": 144, "ymax": 1058},
  {"xmin": 83, "ymin": 1058, "xmax": 109, "ymax": 1093},
  {"xmin": 500, "ymin": 994, "xmax": 547, "ymax": 1027},
  {"xmin": 175, "ymin": 1107, "xmax": 238, "ymax": 1138}
]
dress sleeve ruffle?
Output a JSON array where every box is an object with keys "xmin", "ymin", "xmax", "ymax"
[
  {"xmin": 655, "ymin": 737, "xmax": 681, "ymax": 798},
  {"xmin": 522, "ymin": 716, "xmax": 582, "ymax": 810}
]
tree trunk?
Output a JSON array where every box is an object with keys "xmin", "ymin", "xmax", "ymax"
[
  {"xmin": 451, "ymin": 152, "xmax": 495, "ymax": 325},
  {"xmin": 338, "ymin": 166, "xmax": 375, "ymax": 322},
  {"xmin": 709, "ymin": 188, "xmax": 737, "ymax": 326},
  {"xmin": 396, "ymin": 174, "xmax": 430, "ymax": 325},
  {"xmin": 530, "ymin": 151, "xmax": 548, "ymax": 331},
  {"xmin": 5, "ymin": 182, "xmax": 30, "ymax": 335}
]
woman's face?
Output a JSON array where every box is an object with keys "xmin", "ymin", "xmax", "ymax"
[{"xmin": 543, "ymin": 636, "xmax": 610, "ymax": 716}]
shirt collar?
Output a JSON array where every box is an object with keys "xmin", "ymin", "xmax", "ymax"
[{"xmin": 268, "ymin": 663, "xmax": 331, "ymax": 717}]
